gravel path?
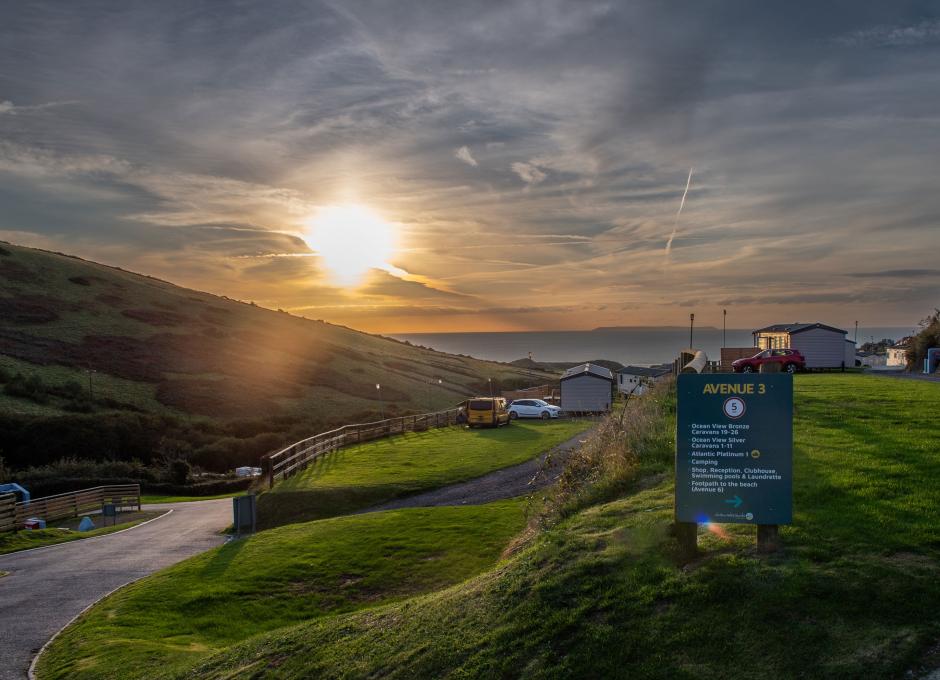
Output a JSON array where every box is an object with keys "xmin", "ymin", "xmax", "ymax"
[
  {"xmin": 365, "ymin": 427, "xmax": 594, "ymax": 512},
  {"xmin": 0, "ymin": 499, "xmax": 231, "ymax": 680}
]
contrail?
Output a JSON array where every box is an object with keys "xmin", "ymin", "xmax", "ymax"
[{"xmin": 665, "ymin": 167, "xmax": 694, "ymax": 256}]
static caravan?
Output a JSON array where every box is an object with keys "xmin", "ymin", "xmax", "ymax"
[
  {"xmin": 753, "ymin": 323, "xmax": 850, "ymax": 369},
  {"xmin": 560, "ymin": 363, "xmax": 614, "ymax": 413},
  {"xmin": 616, "ymin": 366, "xmax": 670, "ymax": 396}
]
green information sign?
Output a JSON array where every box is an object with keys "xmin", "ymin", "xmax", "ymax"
[{"xmin": 676, "ymin": 373, "xmax": 792, "ymax": 525}]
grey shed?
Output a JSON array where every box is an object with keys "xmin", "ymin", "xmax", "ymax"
[{"xmin": 560, "ymin": 363, "xmax": 614, "ymax": 413}]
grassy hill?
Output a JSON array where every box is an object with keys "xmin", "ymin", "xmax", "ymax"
[
  {"xmin": 37, "ymin": 373, "xmax": 940, "ymax": 679},
  {"xmin": 259, "ymin": 419, "xmax": 593, "ymax": 527},
  {"xmin": 0, "ymin": 241, "xmax": 554, "ymax": 473},
  {"xmin": 35, "ymin": 501, "xmax": 528, "ymax": 680}
]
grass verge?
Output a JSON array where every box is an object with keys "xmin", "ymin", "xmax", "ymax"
[
  {"xmin": 180, "ymin": 374, "xmax": 940, "ymax": 679},
  {"xmin": 258, "ymin": 419, "xmax": 593, "ymax": 527},
  {"xmin": 35, "ymin": 500, "xmax": 527, "ymax": 680},
  {"xmin": 0, "ymin": 510, "xmax": 164, "ymax": 555}
]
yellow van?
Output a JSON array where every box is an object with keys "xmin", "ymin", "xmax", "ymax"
[{"xmin": 466, "ymin": 397, "xmax": 510, "ymax": 428}]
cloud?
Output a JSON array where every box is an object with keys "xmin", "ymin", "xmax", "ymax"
[
  {"xmin": 847, "ymin": 269, "xmax": 940, "ymax": 278},
  {"xmin": 455, "ymin": 145, "xmax": 478, "ymax": 167},
  {"xmin": 511, "ymin": 161, "xmax": 546, "ymax": 185},
  {"xmin": 1, "ymin": 1, "xmax": 939, "ymax": 331},
  {"xmin": 835, "ymin": 20, "xmax": 940, "ymax": 48}
]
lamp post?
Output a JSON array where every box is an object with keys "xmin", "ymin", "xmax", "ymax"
[
  {"xmin": 854, "ymin": 320, "xmax": 859, "ymax": 344},
  {"xmin": 689, "ymin": 313, "xmax": 695, "ymax": 349},
  {"xmin": 427, "ymin": 377, "xmax": 442, "ymax": 412},
  {"xmin": 376, "ymin": 383, "xmax": 384, "ymax": 420},
  {"xmin": 723, "ymin": 309, "xmax": 727, "ymax": 349},
  {"xmin": 487, "ymin": 377, "xmax": 493, "ymax": 397}
]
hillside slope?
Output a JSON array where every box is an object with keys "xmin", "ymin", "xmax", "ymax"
[
  {"xmin": 0, "ymin": 241, "xmax": 553, "ymax": 470},
  {"xmin": 178, "ymin": 375, "xmax": 940, "ymax": 679}
]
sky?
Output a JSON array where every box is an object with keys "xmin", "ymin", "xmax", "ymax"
[{"xmin": 0, "ymin": 1, "xmax": 938, "ymax": 333}]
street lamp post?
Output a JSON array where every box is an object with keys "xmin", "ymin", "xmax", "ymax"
[
  {"xmin": 376, "ymin": 383, "xmax": 384, "ymax": 420},
  {"xmin": 689, "ymin": 313, "xmax": 695, "ymax": 349},
  {"xmin": 723, "ymin": 309, "xmax": 727, "ymax": 349},
  {"xmin": 487, "ymin": 377, "xmax": 493, "ymax": 397},
  {"xmin": 427, "ymin": 377, "xmax": 442, "ymax": 412}
]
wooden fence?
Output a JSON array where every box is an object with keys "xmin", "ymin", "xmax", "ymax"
[
  {"xmin": 7, "ymin": 484, "xmax": 141, "ymax": 530},
  {"xmin": 262, "ymin": 408, "xmax": 461, "ymax": 488},
  {"xmin": 0, "ymin": 493, "xmax": 15, "ymax": 533}
]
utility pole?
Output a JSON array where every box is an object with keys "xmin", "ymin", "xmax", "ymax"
[
  {"xmin": 723, "ymin": 309, "xmax": 727, "ymax": 348},
  {"xmin": 689, "ymin": 313, "xmax": 695, "ymax": 349}
]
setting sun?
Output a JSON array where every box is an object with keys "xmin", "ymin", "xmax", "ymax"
[{"xmin": 304, "ymin": 205, "xmax": 396, "ymax": 286}]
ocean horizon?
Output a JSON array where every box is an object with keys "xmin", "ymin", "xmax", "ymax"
[{"xmin": 391, "ymin": 326, "xmax": 912, "ymax": 367}]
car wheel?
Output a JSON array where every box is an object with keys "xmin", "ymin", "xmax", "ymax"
[
  {"xmin": 742, "ymin": 365, "xmax": 754, "ymax": 373},
  {"xmin": 785, "ymin": 363, "xmax": 797, "ymax": 374},
  {"xmin": 541, "ymin": 411, "xmax": 550, "ymax": 419},
  {"xmin": 509, "ymin": 411, "xmax": 518, "ymax": 420}
]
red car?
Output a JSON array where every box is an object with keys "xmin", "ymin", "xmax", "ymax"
[{"xmin": 732, "ymin": 349, "xmax": 805, "ymax": 374}]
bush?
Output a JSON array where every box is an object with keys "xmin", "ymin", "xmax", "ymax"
[
  {"xmin": 536, "ymin": 379, "xmax": 675, "ymax": 527},
  {"xmin": 4, "ymin": 372, "xmax": 48, "ymax": 403},
  {"xmin": 167, "ymin": 459, "xmax": 191, "ymax": 485},
  {"xmin": 907, "ymin": 309, "xmax": 940, "ymax": 371}
]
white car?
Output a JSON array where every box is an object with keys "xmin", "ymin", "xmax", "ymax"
[{"xmin": 508, "ymin": 399, "xmax": 562, "ymax": 420}]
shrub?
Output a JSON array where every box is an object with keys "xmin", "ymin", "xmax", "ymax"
[
  {"xmin": 907, "ymin": 309, "xmax": 940, "ymax": 371},
  {"xmin": 3, "ymin": 372, "xmax": 48, "ymax": 403},
  {"xmin": 168, "ymin": 459, "xmax": 191, "ymax": 485},
  {"xmin": 535, "ymin": 379, "xmax": 675, "ymax": 526}
]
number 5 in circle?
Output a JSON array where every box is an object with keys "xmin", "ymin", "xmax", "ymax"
[{"xmin": 723, "ymin": 396, "xmax": 746, "ymax": 419}]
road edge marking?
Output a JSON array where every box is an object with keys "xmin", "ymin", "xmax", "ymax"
[
  {"xmin": 28, "ymin": 569, "xmax": 153, "ymax": 680},
  {"xmin": 2, "ymin": 509, "xmax": 173, "ymax": 559}
]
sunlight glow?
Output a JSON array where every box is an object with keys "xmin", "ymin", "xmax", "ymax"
[{"xmin": 304, "ymin": 205, "xmax": 396, "ymax": 286}]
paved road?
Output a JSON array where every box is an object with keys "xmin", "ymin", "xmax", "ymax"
[
  {"xmin": 0, "ymin": 499, "xmax": 231, "ymax": 680},
  {"xmin": 869, "ymin": 369, "xmax": 940, "ymax": 383},
  {"xmin": 366, "ymin": 428, "xmax": 594, "ymax": 512}
]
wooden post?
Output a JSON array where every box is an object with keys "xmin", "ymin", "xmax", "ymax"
[
  {"xmin": 675, "ymin": 521, "xmax": 698, "ymax": 561},
  {"xmin": 757, "ymin": 524, "xmax": 780, "ymax": 553}
]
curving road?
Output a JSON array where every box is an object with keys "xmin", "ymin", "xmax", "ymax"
[{"xmin": 0, "ymin": 499, "xmax": 231, "ymax": 680}]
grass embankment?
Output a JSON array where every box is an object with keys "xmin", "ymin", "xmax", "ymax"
[
  {"xmin": 181, "ymin": 374, "xmax": 940, "ymax": 679},
  {"xmin": 36, "ymin": 501, "xmax": 527, "ymax": 680},
  {"xmin": 0, "ymin": 510, "xmax": 164, "ymax": 555},
  {"xmin": 258, "ymin": 419, "xmax": 594, "ymax": 527}
]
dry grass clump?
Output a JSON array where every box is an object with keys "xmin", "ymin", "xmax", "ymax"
[{"xmin": 532, "ymin": 378, "xmax": 675, "ymax": 527}]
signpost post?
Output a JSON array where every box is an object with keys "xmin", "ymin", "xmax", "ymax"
[{"xmin": 675, "ymin": 373, "xmax": 792, "ymax": 557}]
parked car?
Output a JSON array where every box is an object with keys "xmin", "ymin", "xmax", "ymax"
[
  {"xmin": 467, "ymin": 397, "xmax": 511, "ymax": 428},
  {"xmin": 732, "ymin": 349, "xmax": 806, "ymax": 374},
  {"xmin": 508, "ymin": 399, "xmax": 562, "ymax": 420}
]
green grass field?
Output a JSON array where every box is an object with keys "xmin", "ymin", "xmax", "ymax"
[
  {"xmin": 258, "ymin": 419, "xmax": 594, "ymax": 527},
  {"xmin": 173, "ymin": 374, "xmax": 940, "ymax": 679},
  {"xmin": 0, "ymin": 510, "xmax": 164, "ymax": 555},
  {"xmin": 35, "ymin": 501, "xmax": 527, "ymax": 680}
]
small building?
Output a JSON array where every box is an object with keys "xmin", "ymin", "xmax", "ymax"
[
  {"xmin": 753, "ymin": 323, "xmax": 849, "ymax": 369},
  {"xmin": 845, "ymin": 338, "xmax": 857, "ymax": 368},
  {"xmin": 886, "ymin": 338, "xmax": 912, "ymax": 367},
  {"xmin": 560, "ymin": 363, "xmax": 614, "ymax": 412},
  {"xmin": 617, "ymin": 366, "xmax": 670, "ymax": 395},
  {"xmin": 857, "ymin": 351, "xmax": 886, "ymax": 368}
]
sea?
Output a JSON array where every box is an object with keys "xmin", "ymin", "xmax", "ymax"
[{"xmin": 391, "ymin": 327, "xmax": 911, "ymax": 367}]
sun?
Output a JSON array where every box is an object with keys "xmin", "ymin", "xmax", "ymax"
[{"xmin": 304, "ymin": 205, "xmax": 396, "ymax": 286}]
